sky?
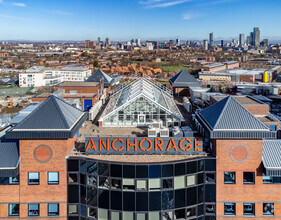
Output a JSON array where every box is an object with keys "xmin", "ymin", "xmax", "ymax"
[{"xmin": 0, "ymin": 0, "xmax": 281, "ymax": 41}]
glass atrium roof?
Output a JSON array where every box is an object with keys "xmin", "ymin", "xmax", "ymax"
[{"xmin": 100, "ymin": 78, "xmax": 183, "ymax": 120}]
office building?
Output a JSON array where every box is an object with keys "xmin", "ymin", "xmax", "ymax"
[
  {"xmin": 250, "ymin": 32, "xmax": 254, "ymax": 46},
  {"xmin": 246, "ymin": 36, "xmax": 251, "ymax": 46},
  {"xmin": 221, "ymin": 40, "xmax": 224, "ymax": 48},
  {"xmin": 203, "ymin": 40, "xmax": 208, "ymax": 51},
  {"xmin": 45, "ymin": 67, "xmax": 92, "ymax": 82},
  {"xmin": 136, "ymin": 38, "xmax": 141, "ymax": 47},
  {"xmin": 0, "ymin": 71, "xmax": 280, "ymax": 220},
  {"xmin": 253, "ymin": 27, "xmax": 260, "ymax": 48},
  {"xmin": 85, "ymin": 40, "xmax": 95, "ymax": 48},
  {"xmin": 19, "ymin": 66, "xmax": 92, "ymax": 87},
  {"xmin": 209, "ymin": 32, "xmax": 214, "ymax": 47},
  {"xmin": 239, "ymin": 34, "xmax": 245, "ymax": 47},
  {"xmin": 19, "ymin": 66, "xmax": 63, "ymax": 88},
  {"xmin": 176, "ymin": 38, "xmax": 180, "ymax": 46}
]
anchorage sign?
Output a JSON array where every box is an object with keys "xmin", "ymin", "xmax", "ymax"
[{"xmin": 85, "ymin": 137, "xmax": 203, "ymax": 155}]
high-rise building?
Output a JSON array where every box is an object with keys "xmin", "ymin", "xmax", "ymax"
[
  {"xmin": 209, "ymin": 32, "xmax": 214, "ymax": 47},
  {"xmin": 85, "ymin": 40, "xmax": 94, "ymax": 48},
  {"xmin": 85, "ymin": 40, "xmax": 91, "ymax": 48},
  {"xmin": 105, "ymin": 38, "xmax": 110, "ymax": 48},
  {"xmin": 253, "ymin": 27, "xmax": 260, "ymax": 48},
  {"xmin": 239, "ymin": 34, "xmax": 245, "ymax": 47},
  {"xmin": 136, "ymin": 39, "xmax": 141, "ymax": 47},
  {"xmin": 263, "ymin": 39, "xmax": 269, "ymax": 47},
  {"xmin": 203, "ymin": 40, "xmax": 208, "ymax": 51},
  {"xmin": 97, "ymin": 37, "xmax": 101, "ymax": 44},
  {"xmin": 176, "ymin": 38, "xmax": 180, "ymax": 46},
  {"xmin": 221, "ymin": 40, "xmax": 224, "ymax": 48},
  {"xmin": 246, "ymin": 36, "xmax": 251, "ymax": 45},
  {"xmin": 250, "ymin": 32, "xmax": 254, "ymax": 46}
]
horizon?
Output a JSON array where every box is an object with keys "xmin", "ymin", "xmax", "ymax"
[{"xmin": 0, "ymin": 0, "xmax": 281, "ymax": 41}]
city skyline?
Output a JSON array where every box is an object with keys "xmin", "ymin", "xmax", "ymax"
[{"xmin": 0, "ymin": 0, "xmax": 281, "ymax": 41}]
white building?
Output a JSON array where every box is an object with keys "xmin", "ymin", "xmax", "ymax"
[
  {"xmin": 19, "ymin": 66, "xmax": 46, "ymax": 87},
  {"xmin": 146, "ymin": 42, "xmax": 154, "ymax": 51},
  {"xmin": 46, "ymin": 67, "xmax": 91, "ymax": 82},
  {"xmin": 19, "ymin": 66, "xmax": 91, "ymax": 87}
]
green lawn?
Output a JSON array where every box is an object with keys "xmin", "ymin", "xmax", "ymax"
[{"xmin": 161, "ymin": 65, "xmax": 193, "ymax": 73}]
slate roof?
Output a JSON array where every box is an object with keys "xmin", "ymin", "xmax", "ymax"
[
  {"xmin": 13, "ymin": 95, "xmax": 84, "ymax": 130},
  {"xmin": 169, "ymin": 69, "xmax": 201, "ymax": 87},
  {"xmin": 6, "ymin": 95, "xmax": 87, "ymax": 139},
  {"xmin": 199, "ymin": 96, "xmax": 270, "ymax": 131},
  {"xmin": 0, "ymin": 139, "xmax": 19, "ymax": 168},
  {"xmin": 86, "ymin": 69, "xmax": 114, "ymax": 86},
  {"xmin": 262, "ymin": 140, "xmax": 281, "ymax": 176}
]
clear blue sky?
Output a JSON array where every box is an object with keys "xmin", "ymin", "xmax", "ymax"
[{"xmin": 0, "ymin": 0, "xmax": 280, "ymax": 41}]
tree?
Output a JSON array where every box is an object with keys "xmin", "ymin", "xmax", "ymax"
[{"xmin": 93, "ymin": 60, "xmax": 99, "ymax": 68}]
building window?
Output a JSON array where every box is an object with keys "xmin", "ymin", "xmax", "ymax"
[
  {"xmin": 9, "ymin": 176, "xmax": 19, "ymax": 185},
  {"xmin": 263, "ymin": 174, "xmax": 281, "ymax": 184},
  {"xmin": 69, "ymin": 173, "xmax": 78, "ymax": 183},
  {"xmin": 224, "ymin": 203, "xmax": 235, "ymax": 215},
  {"xmin": 48, "ymin": 172, "xmax": 59, "ymax": 184},
  {"xmin": 28, "ymin": 172, "xmax": 39, "ymax": 185},
  {"xmin": 206, "ymin": 173, "xmax": 215, "ymax": 183},
  {"xmin": 48, "ymin": 203, "xmax": 59, "ymax": 216},
  {"xmin": 263, "ymin": 203, "xmax": 274, "ymax": 215},
  {"xmin": 224, "ymin": 172, "xmax": 235, "ymax": 184},
  {"xmin": 68, "ymin": 205, "xmax": 78, "ymax": 215},
  {"xmin": 244, "ymin": 203, "xmax": 255, "ymax": 216},
  {"xmin": 28, "ymin": 204, "xmax": 39, "ymax": 216},
  {"xmin": 9, "ymin": 204, "xmax": 19, "ymax": 216},
  {"xmin": 243, "ymin": 172, "xmax": 255, "ymax": 184},
  {"xmin": 206, "ymin": 204, "xmax": 215, "ymax": 214}
]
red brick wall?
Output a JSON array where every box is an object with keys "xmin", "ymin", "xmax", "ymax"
[
  {"xmin": 32, "ymin": 97, "xmax": 98, "ymax": 110},
  {"xmin": 173, "ymin": 87, "xmax": 190, "ymax": 96},
  {"xmin": 0, "ymin": 136, "xmax": 76, "ymax": 219},
  {"xmin": 240, "ymin": 75, "xmax": 255, "ymax": 83},
  {"xmin": 215, "ymin": 139, "xmax": 281, "ymax": 219},
  {"xmin": 243, "ymin": 104, "xmax": 269, "ymax": 116},
  {"xmin": 54, "ymin": 85, "xmax": 100, "ymax": 94}
]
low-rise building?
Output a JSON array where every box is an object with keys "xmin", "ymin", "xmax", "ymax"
[
  {"xmin": 223, "ymin": 60, "xmax": 240, "ymax": 69},
  {"xmin": 19, "ymin": 66, "xmax": 92, "ymax": 87},
  {"xmin": 202, "ymin": 63, "xmax": 226, "ymax": 73}
]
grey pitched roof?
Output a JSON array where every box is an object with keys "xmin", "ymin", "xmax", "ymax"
[
  {"xmin": 169, "ymin": 69, "xmax": 200, "ymax": 87},
  {"xmin": 86, "ymin": 69, "xmax": 113, "ymax": 86},
  {"xmin": 262, "ymin": 140, "xmax": 281, "ymax": 176},
  {"xmin": 13, "ymin": 95, "xmax": 84, "ymax": 130},
  {"xmin": 199, "ymin": 96, "xmax": 270, "ymax": 131},
  {"xmin": 0, "ymin": 139, "xmax": 19, "ymax": 172},
  {"xmin": 6, "ymin": 95, "xmax": 87, "ymax": 139}
]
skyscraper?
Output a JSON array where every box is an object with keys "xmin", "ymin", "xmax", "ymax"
[
  {"xmin": 221, "ymin": 40, "xmax": 224, "ymax": 48},
  {"xmin": 203, "ymin": 40, "xmax": 208, "ymax": 51},
  {"xmin": 250, "ymin": 32, "xmax": 254, "ymax": 46},
  {"xmin": 239, "ymin": 34, "xmax": 245, "ymax": 47},
  {"xmin": 136, "ymin": 39, "xmax": 141, "ymax": 47},
  {"xmin": 246, "ymin": 36, "xmax": 251, "ymax": 45},
  {"xmin": 209, "ymin": 32, "xmax": 214, "ymax": 47},
  {"xmin": 176, "ymin": 38, "xmax": 180, "ymax": 46},
  {"xmin": 97, "ymin": 37, "xmax": 101, "ymax": 44},
  {"xmin": 253, "ymin": 27, "xmax": 260, "ymax": 48}
]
